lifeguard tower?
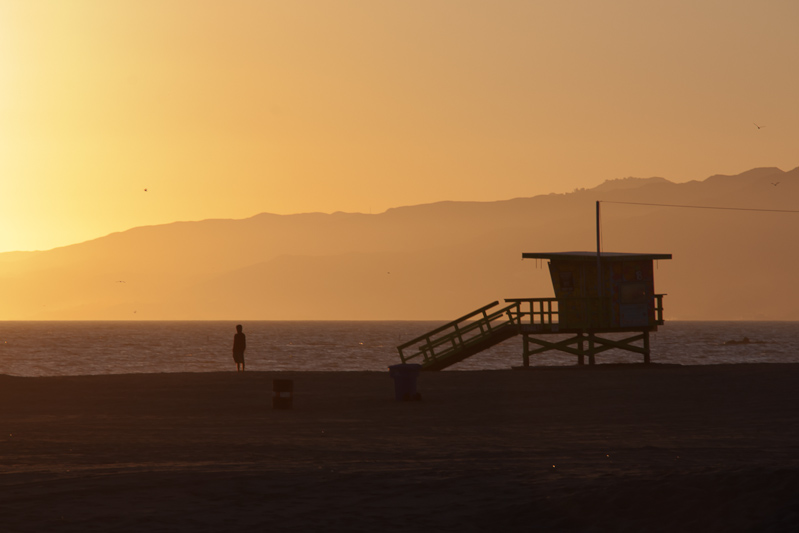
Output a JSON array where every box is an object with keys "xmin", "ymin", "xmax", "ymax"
[{"xmin": 396, "ymin": 251, "xmax": 672, "ymax": 370}]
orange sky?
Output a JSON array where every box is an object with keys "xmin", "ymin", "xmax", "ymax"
[{"xmin": 1, "ymin": 0, "xmax": 797, "ymax": 253}]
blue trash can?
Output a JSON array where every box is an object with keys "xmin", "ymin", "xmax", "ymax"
[{"xmin": 388, "ymin": 364, "xmax": 422, "ymax": 401}]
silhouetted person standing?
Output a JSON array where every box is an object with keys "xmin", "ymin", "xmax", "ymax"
[{"xmin": 233, "ymin": 324, "xmax": 246, "ymax": 371}]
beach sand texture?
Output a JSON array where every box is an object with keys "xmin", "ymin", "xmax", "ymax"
[{"xmin": 2, "ymin": 364, "xmax": 799, "ymax": 532}]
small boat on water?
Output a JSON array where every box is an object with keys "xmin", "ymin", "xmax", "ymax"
[{"xmin": 723, "ymin": 337, "xmax": 766, "ymax": 346}]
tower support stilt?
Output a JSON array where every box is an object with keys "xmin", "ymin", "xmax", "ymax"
[{"xmin": 521, "ymin": 329, "xmax": 654, "ymax": 366}]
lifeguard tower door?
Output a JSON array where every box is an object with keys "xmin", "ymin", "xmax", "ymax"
[
  {"xmin": 619, "ymin": 280, "xmax": 649, "ymax": 327},
  {"xmin": 617, "ymin": 260, "xmax": 655, "ymax": 328}
]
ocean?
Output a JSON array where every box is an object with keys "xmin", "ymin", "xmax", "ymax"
[{"xmin": 1, "ymin": 321, "xmax": 798, "ymax": 377}]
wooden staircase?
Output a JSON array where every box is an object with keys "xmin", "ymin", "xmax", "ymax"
[{"xmin": 396, "ymin": 301, "xmax": 523, "ymax": 371}]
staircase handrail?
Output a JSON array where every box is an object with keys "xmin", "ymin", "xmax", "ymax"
[
  {"xmin": 398, "ymin": 301, "xmax": 522, "ymax": 365},
  {"xmin": 397, "ymin": 301, "xmax": 500, "ymax": 352}
]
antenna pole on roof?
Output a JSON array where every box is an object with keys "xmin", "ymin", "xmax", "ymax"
[{"xmin": 596, "ymin": 201, "xmax": 602, "ymax": 298}]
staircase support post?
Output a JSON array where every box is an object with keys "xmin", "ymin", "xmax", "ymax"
[{"xmin": 522, "ymin": 334, "xmax": 530, "ymax": 367}]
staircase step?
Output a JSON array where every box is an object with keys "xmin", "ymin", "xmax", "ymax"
[{"xmin": 421, "ymin": 324, "xmax": 518, "ymax": 371}]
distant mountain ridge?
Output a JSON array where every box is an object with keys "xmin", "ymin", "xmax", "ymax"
[
  {"xmin": 592, "ymin": 176, "xmax": 671, "ymax": 192},
  {"xmin": 2, "ymin": 166, "xmax": 798, "ymax": 320}
]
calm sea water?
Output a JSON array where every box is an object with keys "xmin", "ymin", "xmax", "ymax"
[{"xmin": 0, "ymin": 321, "xmax": 798, "ymax": 377}]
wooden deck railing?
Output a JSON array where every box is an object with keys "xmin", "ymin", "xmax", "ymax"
[
  {"xmin": 505, "ymin": 295, "xmax": 667, "ymax": 328},
  {"xmin": 654, "ymin": 294, "xmax": 665, "ymax": 325},
  {"xmin": 504, "ymin": 298, "xmax": 559, "ymax": 325}
]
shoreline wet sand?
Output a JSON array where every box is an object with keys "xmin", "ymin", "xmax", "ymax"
[{"xmin": 2, "ymin": 364, "xmax": 799, "ymax": 531}]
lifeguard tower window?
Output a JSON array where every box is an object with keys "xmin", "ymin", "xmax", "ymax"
[
  {"xmin": 621, "ymin": 282, "xmax": 647, "ymax": 305},
  {"xmin": 559, "ymin": 272, "xmax": 575, "ymax": 291}
]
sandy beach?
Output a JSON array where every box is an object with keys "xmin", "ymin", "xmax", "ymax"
[{"xmin": 2, "ymin": 364, "xmax": 799, "ymax": 532}]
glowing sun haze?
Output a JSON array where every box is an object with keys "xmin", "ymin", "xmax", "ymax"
[{"xmin": 1, "ymin": 0, "xmax": 797, "ymax": 252}]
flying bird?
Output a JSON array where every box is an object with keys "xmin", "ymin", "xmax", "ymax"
[
  {"xmin": 754, "ymin": 123, "xmax": 764, "ymax": 130},
  {"xmin": 772, "ymin": 182, "xmax": 780, "ymax": 187},
  {"xmin": 144, "ymin": 188, "xmax": 148, "ymax": 192}
]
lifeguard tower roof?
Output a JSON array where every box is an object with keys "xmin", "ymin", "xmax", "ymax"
[{"xmin": 523, "ymin": 251, "xmax": 672, "ymax": 261}]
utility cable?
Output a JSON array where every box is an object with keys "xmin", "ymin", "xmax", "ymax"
[{"xmin": 601, "ymin": 200, "xmax": 799, "ymax": 214}]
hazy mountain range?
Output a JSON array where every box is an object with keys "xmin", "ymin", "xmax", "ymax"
[{"xmin": 2, "ymin": 167, "xmax": 798, "ymax": 321}]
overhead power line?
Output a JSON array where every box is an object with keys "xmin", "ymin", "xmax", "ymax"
[{"xmin": 601, "ymin": 201, "xmax": 799, "ymax": 214}]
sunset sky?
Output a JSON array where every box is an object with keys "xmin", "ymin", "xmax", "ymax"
[{"xmin": 1, "ymin": 0, "xmax": 797, "ymax": 253}]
